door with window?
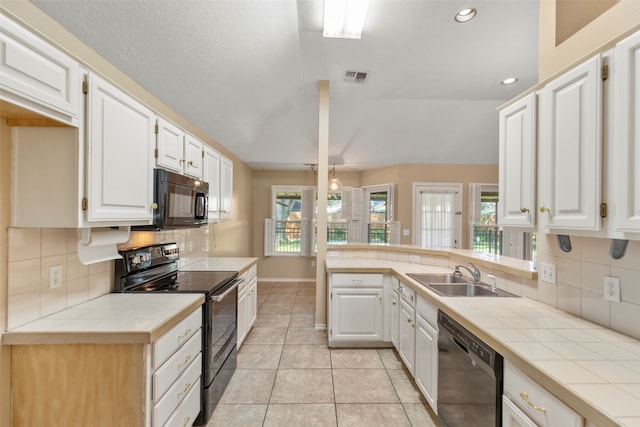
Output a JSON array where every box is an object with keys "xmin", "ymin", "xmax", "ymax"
[{"xmin": 413, "ymin": 183, "xmax": 462, "ymax": 248}]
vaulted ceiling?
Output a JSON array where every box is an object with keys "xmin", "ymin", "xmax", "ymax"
[{"xmin": 32, "ymin": 0, "xmax": 539, "ymax": 171}]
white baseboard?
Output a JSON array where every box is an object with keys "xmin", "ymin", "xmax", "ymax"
[{"xmin": 315, "ymin": 324, "xmax": 327, "ymax": 330}]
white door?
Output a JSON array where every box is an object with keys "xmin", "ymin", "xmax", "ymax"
[
  {"xmin": 237, "ymin": 287, "xmax": 248, "ymax": 348},
  {"xmin": 398, "ymin": 298, "xmax": 415, "ymax": 374},
  {"xmin": 538, "ymin": 55, "xmax": 603, "ymax": 231},
  {"xmin": 413, "ymin": 183, "xmax": 462, "ymax": 248},
  {"xmin": 330, "ymin": 288, "xmax": 383, "ymax": 342},
  {"xmin": 86, "ymin": 73, "xmax": 155, "ymax": 222},
  {"xmin": 203, "ymin": 146, "xmax": 221, "ymax": 221},
  {"xmin": 614, "ymin": 31, "xmax": 640, "ymax": 233},
  {"xmin": 415, "ymin": 314, "xmax": 438, "ymax": 412},
  {"xmin": 390, "ymin": 290, "xmax": 399, "ymax": 349},
  {"xmin": 247, "ymin": 277, "xmax": 258, "ymax": 329},
  {"xmin": 499, "ymin": 93, "xmax": 537, "ymax": 228},
  {"xmin": 156, "ymin": 118, "xmax": 184, "ymax": 174}
]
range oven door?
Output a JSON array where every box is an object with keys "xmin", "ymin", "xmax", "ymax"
[{"xmin": 199, "ymin": 278, "xmax": 240, "ymax": 425}]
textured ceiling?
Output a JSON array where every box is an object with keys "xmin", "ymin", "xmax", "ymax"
[{"xmin": 31, "ymin": 0, "xmax": 539, "ymax": 171}]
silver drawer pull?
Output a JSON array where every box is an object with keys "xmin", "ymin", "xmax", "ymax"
[
  {"xmin": 178, "ymin": 382, "xmax": 191, "ymax": 397},
  {"xmin": 182, "ymin": 416, "xmax": 190, "ymax": 427},
  {"xmin": 177, "ymin": 354, "xmax": 192, "ymax": 367},
  {"xmin": 352, "ymin": 279, "xmax": 363, "ymax": 284},
  {"xmin": 178, "ymin": 328, "xmax": 191, "ymax": 339},
  {"xmin": 520, "ymin": 392, "xmax": 546, "ymax": 413}
]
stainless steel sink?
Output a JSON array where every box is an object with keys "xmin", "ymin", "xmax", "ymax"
[
  {"xmin": 406, "ymin": 273, "xmax": 470, "ymax": 284},
  {"xmin": 427, "ymin": 283, "xmax": 519, "ymax": 298},
  {"xmin": 406, "ymin": 273, "xmax": 520, "ymax": 298}
]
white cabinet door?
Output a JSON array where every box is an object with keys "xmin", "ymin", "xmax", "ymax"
[
  {"xmin": 156, "ymin": 118, "xmax": 184, "ymax": 174},
  {"xmin": 614, "ymin": 31, "xmax": 640, "ymax": 233},
  {"xmin": 237, "ymin": 285, "xmax": 248, "ymax": 348},
  {"xmin": 499, "ymin": 93, "xmax": 537, "ymax": 228},
  {"xmin": 86, "ymin": 73, "xmax": 155, "ymax": 222},
  {"xmin": 183, "ymin": 134, "xmax": 203, "ymax": 179},
  {"xmin": 390, "ymin": 290, "xmax": 399, "ymax": 350},
  {"xmin": 330, "ymin": 288, "xmax": 384, "ymax": 342},
  {"xmin": 0, "ymin": 15, "xmax": 80, "ymax": 126},
  {"xmin": 247, "ymin": 277, "xmax": 258, "ymax": 330},
  {"xmin": 538, "ymin": 55, "xmax": 603, "ymax": 231},
  {"xmin": 220, "ymin": 156, "xmax": 233, "ymax": 220},
  {"xmin": 398, "ymin": 298, "xmax": 415, "ymax": 375},
  {"xmin": 203, "ymin": 145, "xmax": 222, "ymax": 222},
  {"xmin": 503, "ymin": 396, "xmax": 537, "ymax": 427},
  {"xmin": 415, "ymin": 314, "xmax": 438, "ymax": 412}
]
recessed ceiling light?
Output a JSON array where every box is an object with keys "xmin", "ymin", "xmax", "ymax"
[
  {"xmin": 455, "ymin": 8, "xmax": 477, "ymax": 23},
  {"xmin": 501, "ymin": 77, "xmax": 518, "ymax": 85}
]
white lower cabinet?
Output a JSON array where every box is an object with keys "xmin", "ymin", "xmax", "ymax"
[
  {"xmin": 503, "ymin": 360, "xmax": 583, "ymax": 427},
  {"xmin": 151, "ymin": 307, "xmax": 202, "ymax": 427},
  {"xmin": 398, "ymin": 297, "xmax": 416, "ymax": 374},
  {"xmin": 414, "ymin": 312, "xmax": 438, "ymax": 411},
  {"xmin": 390, "ymin": 289, "xmax": 399, "ymax": 350},
  {"xmin": 328, "ymin": 273, "xmax": 384, "ymax": 345},
  {"xmin": 237, "ymin": 263, "xmax": 258, "ymax": 349}
]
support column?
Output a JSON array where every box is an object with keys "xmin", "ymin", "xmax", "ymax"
[{"xmin": 315, "ymin": 80, "xmax": 329, "ymax": 329}]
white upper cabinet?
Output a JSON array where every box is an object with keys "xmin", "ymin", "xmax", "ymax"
[
  {"xmin": 86, "ymin": 73, "xmax": 155, "ymax": 222},
  {"xmin": 0, "ymin": 14, "xmax": 80, "ymax": 126},
  {"xmin": 183, "ymin": 133, "xmax": 203, "ymax": 179},
  {"xmin": 220, "ymin": 156, "xmax": 233, "ymax": 220},
  {"xmin": 203, "ymin": 145, "xmax": 222, "ymax": 222},
  {"xmin": 538, "ymin": 55, "xmax": 604, "ymax": 231},
  {"xmin": 613, "ymin": 31, "xmax": 640, "ymax": 234},
  {"xmin": 156, "ymin": 119, "xmax": 204, "ymax": 179},
  {"xmin": 156, "ymin": 118, "xmax": 185, "ymax": 174},
  {"xmin": 499, "ymin": 93, "xmax": 537, "ymax": 229}
]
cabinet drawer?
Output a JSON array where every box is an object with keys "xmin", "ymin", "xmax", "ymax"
[
  {"xmin": 154, "ymin": 308, "xmax": 202, "ymax": 368},
  {"xmin": 416, "ymin": 294, "xmax": 438, "ymax": 328},
  {"xmin": 154, "ymin": 353, "xmax": 202, "ymax": 427},
  {"xmin": 332, "ymin": 273, "xmax": 383, "ymax": 287},
  {"xmin": 162, "ymin": 376, "xmax": 201, "ymax": 427},
  {"xmin": 504, "ymin": 361, "xmax": 582, "ymax": 427},
  {"xmin": 398, "ymin": 281, "xmax": 416, "ymax": 306},
  {"xmin": 247, "ymin": 264, "xmax": 257, "ymax": 279},
  {"xmin": 154, "ymin": 329, "xmax": 202, "ymax": 403}
]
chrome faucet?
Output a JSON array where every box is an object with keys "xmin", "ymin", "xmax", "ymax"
[{"xmin": 454, "ymin": 261, "xmax": 481, "ymax": 283}]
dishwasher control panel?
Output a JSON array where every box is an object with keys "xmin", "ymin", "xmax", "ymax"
[{"xmin": 438, "ymin": 310, "xmax": 494, "ymax": 367}]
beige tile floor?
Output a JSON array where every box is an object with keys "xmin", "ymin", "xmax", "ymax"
[{"xmin": 207, "ymin": 281, "xmax": 440, "ymax": 427}]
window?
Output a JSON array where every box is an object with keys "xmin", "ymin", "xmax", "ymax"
[
  {"xmin": 265, "ymin": 186, "xmax": 314, "ymax": 256},
  {"xmin": 413, "ymin": 183, "xmax": 462, "ymax": 248},
  {"xmin": 363, "ymin": 184, "xmax": 396, "ymax": 243},
  {"xmin": 469, "ymin": 184, "xmax": 501, "ymax": 254},
  {"xmin": 469, "ymin": 183, "xmax": 536, "ymax": 261},
  {"xmin": 327, "ymin": 191, "xmax": 348, "ymax": 244}
]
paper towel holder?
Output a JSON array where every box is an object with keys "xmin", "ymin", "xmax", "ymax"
[{"xmin": 77, "ymin": 226, "xmax": 131, "ymax": 265}]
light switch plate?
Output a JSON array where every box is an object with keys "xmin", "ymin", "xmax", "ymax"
[
  {"xmin": 409, "ymin": 255, "xmax": 420, "ymax": 263},
  {"xmin": 604, "ymin": 276, "xmax": 621, "ymax": 302},
  {"xmin": 540, "ymin": 263, "xmax": 556, "ymax": 284},
  {"xmin": 402, "ymin": 229, "xmax": 410, "ymax": 236},
  {"xmin": 328, "ymin": 251, "xmax": 340, "ymax": 258}
]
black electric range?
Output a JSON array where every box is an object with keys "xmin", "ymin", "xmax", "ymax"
[{"xmin": 114, "ymin": 242, "xmax": 240, "ymax": 426}]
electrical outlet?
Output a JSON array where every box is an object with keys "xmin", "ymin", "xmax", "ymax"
[
  {"xmin": 402, "ymin": 229, "xmax": 410, "ymax": 236},
  {"xmin": 540, "ymin": 263, "xmax": 556, "ymax": 284},
  {"xmin": 49, "ymin": 265, "xmax": 63, "ymax": 289},
  {"xmin": 328, "ymin": 251, "xmax": 340, "ymax": 258},
  {"xmin": 409, "ymin": 255, "xmax": 420, "ymax": 263},
  {"xmin": 603, "ymin": 276, "xmax": 621, "ymax": 302}
]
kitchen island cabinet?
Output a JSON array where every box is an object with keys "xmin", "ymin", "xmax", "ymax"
[{"xmin": 3, "ymin": 293, "xmax": 204, "ymax": 427}]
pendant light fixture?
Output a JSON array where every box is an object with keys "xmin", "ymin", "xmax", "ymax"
[{"xmin": 328, "ymin": 165, "xmax": 343, "ymax": 191}]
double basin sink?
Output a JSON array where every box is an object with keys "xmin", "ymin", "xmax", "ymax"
[{"xmin": 406, "ymin": 273, "xmax": 519, "ymax": 298}]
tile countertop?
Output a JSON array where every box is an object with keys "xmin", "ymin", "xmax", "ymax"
[
  {"xmin": 326, "ymin": 259, "xmax": 640, "ymax": 427},
  {"xmin": 179, "ymin": 257, "xmax": 258, "ymax": 273},
  {"xmin": 1, "ymin": 293, "xmax": 205, "ymax": 346}
]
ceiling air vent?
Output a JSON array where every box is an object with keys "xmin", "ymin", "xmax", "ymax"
[{"xmin": 344, "ymin": 70, "xmax": 368, "ymax": 83}]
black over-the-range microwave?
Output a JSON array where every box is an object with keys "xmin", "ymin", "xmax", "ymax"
[{"xmin": 134, "ymin": 168, "xmax": 209, "ymax": 230}]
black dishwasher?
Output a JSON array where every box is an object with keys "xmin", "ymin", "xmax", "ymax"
[{"xmin": 437, "ymin": 310, "xmax": 503, "ymax": 427}]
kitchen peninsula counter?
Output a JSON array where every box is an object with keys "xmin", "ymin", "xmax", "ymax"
[
  {"xmin": 2, "ymin": 293, "xmax": 204, "ymax": 345},
  {"xmin": 326, "ymin": 258, "xmax": 640, "ymax": 427}
]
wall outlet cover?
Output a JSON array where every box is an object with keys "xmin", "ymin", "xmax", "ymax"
[
  {"xmin": 409, "ymin": 255, "xmax": 420, "ymax": 263},
  {"xmin": 49, "ymin": 265, "xmax": 63, "ymax": 289},
  {"xmin": 328, "ymin": 251, "xmax": 340, "ymax": 258},
  {"xmin": 540, "ymin": 262, "xmax": 556, "ymax": 285},
  {"xmin": 604, "ymin": 276, "xmax": 621, "ymax": 302}
]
